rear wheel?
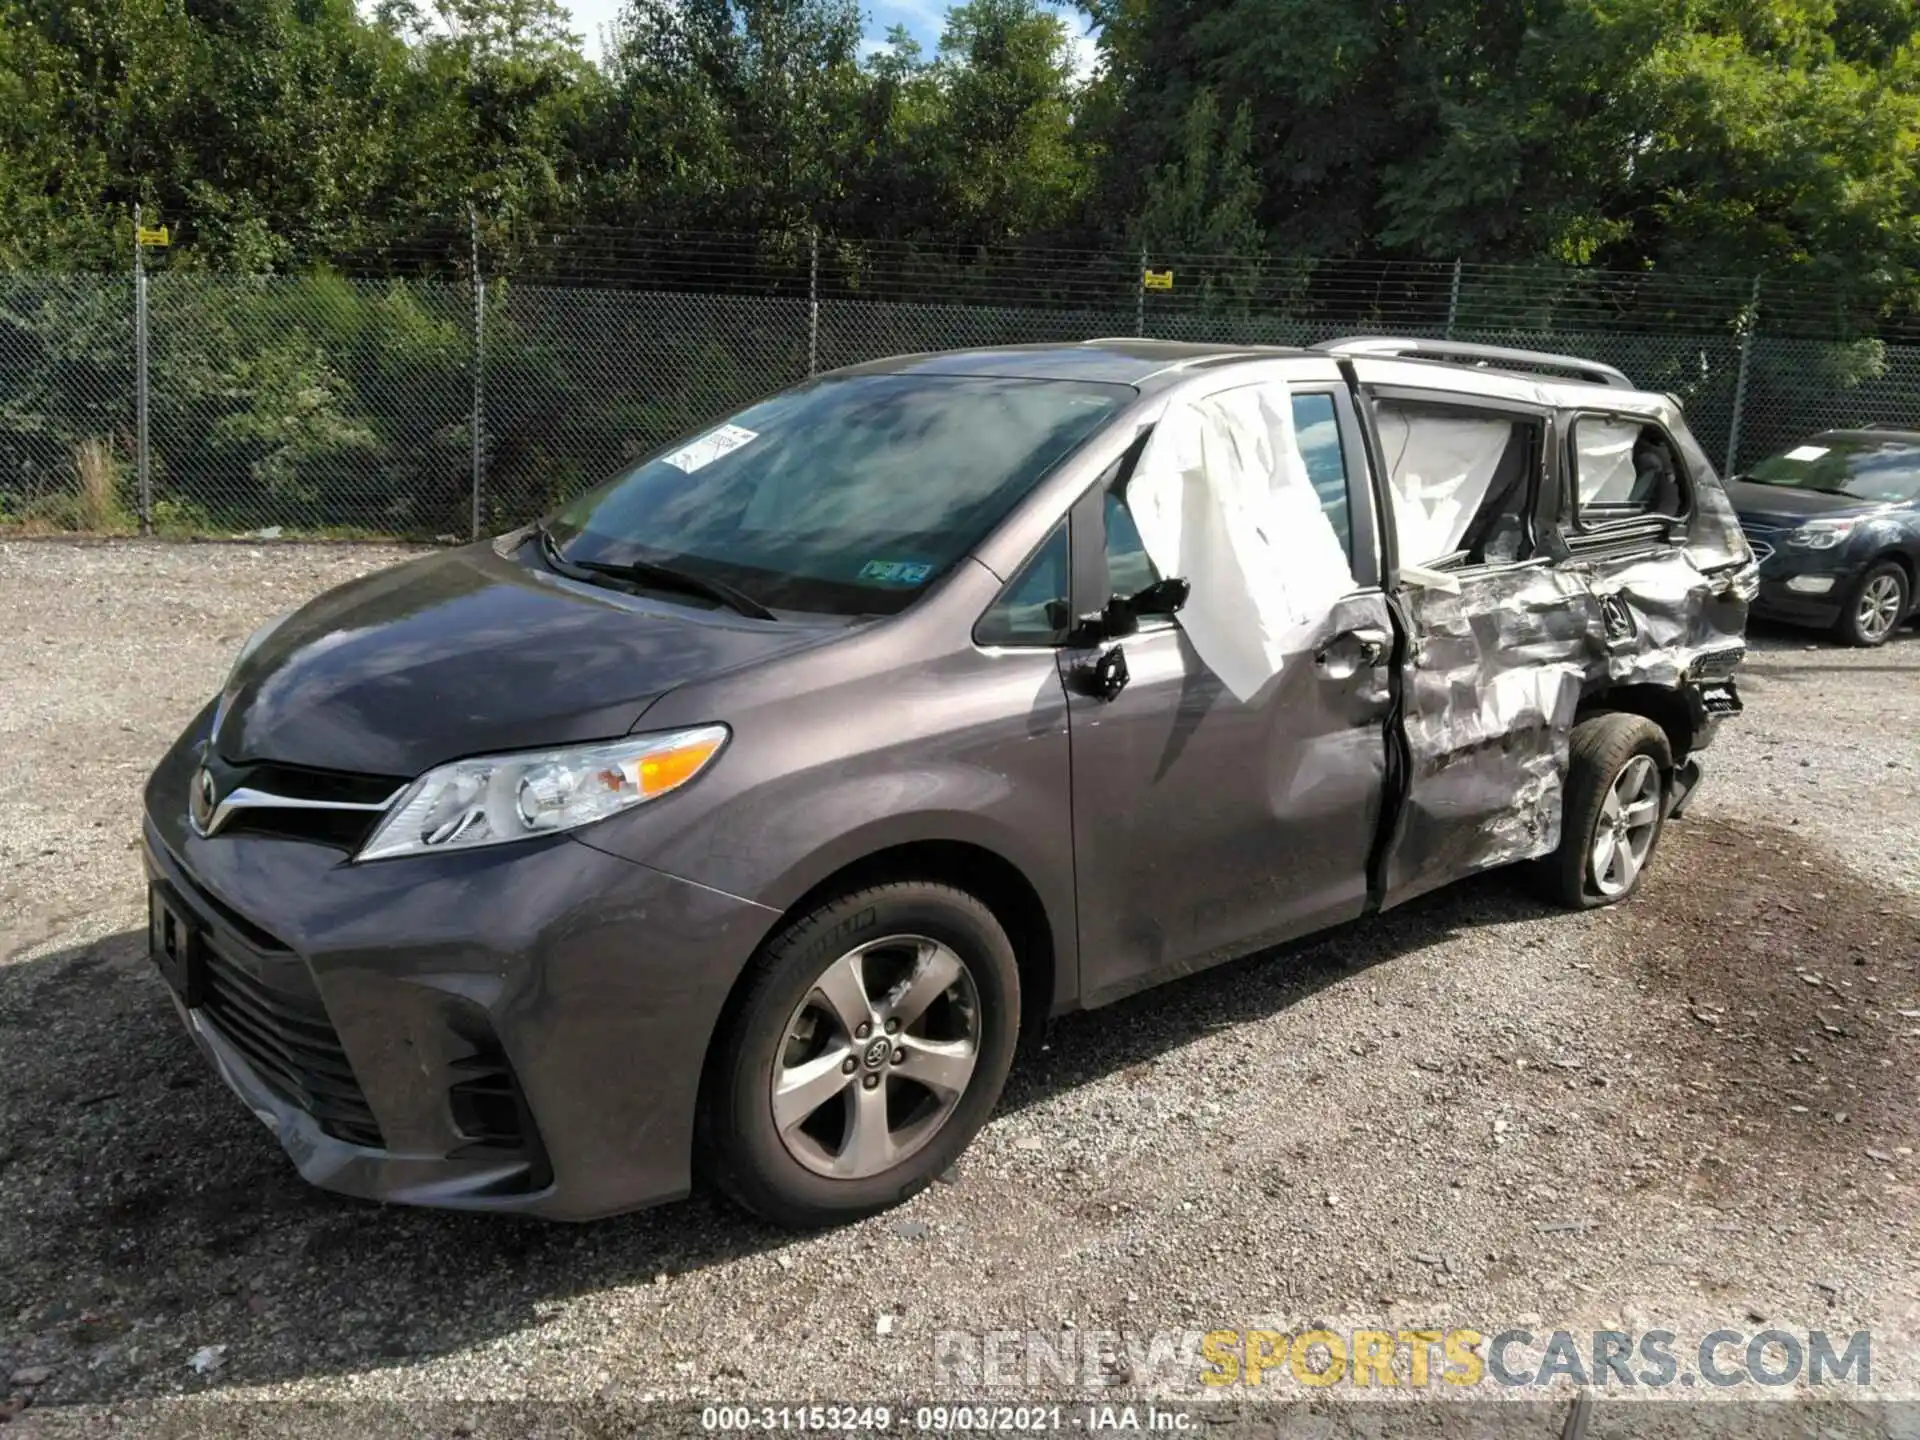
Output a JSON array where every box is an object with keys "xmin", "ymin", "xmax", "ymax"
[
  {"xmin": 1536, "ymin": 713, "xmax": 1672, "ymax": 910},
  {"xmin": 1834, "ymin": 560, "xmax": 1908, "ymax": 647},
  {"xmin": 703, "ymin": 882, "xmax": 1020, "ymax": 1228}
]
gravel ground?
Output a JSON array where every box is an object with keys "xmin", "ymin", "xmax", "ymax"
[{"xmin": 1, "ymin": 540, "xmax": 1916, "ymax": 1432}]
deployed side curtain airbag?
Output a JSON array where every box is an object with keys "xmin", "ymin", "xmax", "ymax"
[
  {"xmin": 1575, "ymin": 419, "xmax": 1644, "ymax": 504},
  {"xmin": 1128, "ymin": 384, "xmax": 1354, "ymax": 702},
  {"xmin": 1377, "ymin": 407, "xmax": 1516, "ymax": 565}
]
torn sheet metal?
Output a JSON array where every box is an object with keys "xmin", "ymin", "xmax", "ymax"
[
  {"xmin": 1128, "ymin": 383, "xmax": 1354, "ymax": 702},
  {"xmin": 1385, "ymin": 400, "xmax": 1753, "ymax": 905},
  {"xmin": 1388, "ymin": 564, "xmax": 1592, "ymax": 898}
]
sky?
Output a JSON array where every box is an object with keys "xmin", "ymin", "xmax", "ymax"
[{"xmin": 557, "ymin": 0, "xmax": 1099, "ymax": 77}]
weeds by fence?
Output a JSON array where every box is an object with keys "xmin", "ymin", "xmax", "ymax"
[{"xmin": 3, "ymin": 228, "xmax": 1917, "ymax": 540}]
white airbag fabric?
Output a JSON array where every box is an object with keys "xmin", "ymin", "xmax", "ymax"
[
  {"xmin": 1575, "ymin": 419, "xmax": 1643, "ymax": 504},
  {"xmin": 1376, "ymin": 408, "xmax": 1513, "ymax": 564},
  {"xmin": 1128, "ymin": 384, "xmax": 1354, "ymax": 702}
]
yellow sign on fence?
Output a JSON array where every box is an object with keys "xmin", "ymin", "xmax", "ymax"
[
  {"xmin": 1142, "ymin": 268, "xmax": 1174, "ymax": 291},
  {"xmin": 136, "ymin": 225, "xmax": 170, "ymax": 247}
]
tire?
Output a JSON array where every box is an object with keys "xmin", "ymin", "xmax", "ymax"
[
  {"xmin": 702, "ymin": 882, "xmax": 1021, "ymax": 1228},
  {"xmin": 1535, "ymin": 713, "xmax": 1672, "ymax": 910},
  {"xmin": 1833, "ymin": 560, "xmax": 1909, "ymax": 647}
]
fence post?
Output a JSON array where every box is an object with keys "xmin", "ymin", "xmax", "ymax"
[
  {"xmin": 469, "ymin": 208, "xmax": 486, "ymax": 542},
  {"xmin": 1136, "ymin": 246, "xmax": 1147, "ymax": 337},
  {"xmin": 133, "ymin": 204, "xmax": 152, "ymax": 535},
  {"xmin": 808, "ymin": 227, "xmax": 819, "ymax": 378},
  {"xmin": 1445, "ymin": 258, "xmax": 1462, "ymax": 339},
  {"xmin": 1724, "ymin": 275, "xmax": 1761, "ymax": 477}
]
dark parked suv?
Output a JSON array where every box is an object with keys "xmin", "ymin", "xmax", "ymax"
[
  {"xmin": 1728, "ymin": 428, "xmax": 1920, "ymax": 645},
  {"xmin": 143, "ymin": 337, "xmax": 1753, "ymax": 1227}
]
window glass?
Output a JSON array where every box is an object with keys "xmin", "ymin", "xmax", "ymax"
[
  {"xmin": 1573, "ymin": 417, "xmax": 1688, "ymax": 520},
  {"xmin": 1105, "ymin": 489, "xmax": 1160, "ymax": 598},
  {"xmin": 551, "ymin": 374, "xmax": 1128, "ymax": 616},
  {"xmin": 1291, "ymin": 392, "xmax": 1353, "ymax": 558},
  {"xmin": 1376, "ymin": 400, "xmax": 1541, "ymax": 566},
  {"xmin": 1747, "ymin": 435, "xmax": 1920, "ymax": 502},
  {"xmin": 975, "ymin": 523, "xmax": 1069, "ymax": 646}
]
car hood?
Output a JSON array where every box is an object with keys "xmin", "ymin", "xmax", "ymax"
[
  {"xmin": 1725, "ymin": 477, "xmax": 1887, "ymax": 526},
  {"xmin": 212, "ymin": 544, "xmax": 839, "ymax": 777}
]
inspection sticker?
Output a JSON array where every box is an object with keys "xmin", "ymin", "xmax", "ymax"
[
  {"xmin": 661, "ymin": 423, "xmax": 758, "ymax": 473},
  {"xmin": 859, "ymin": 560, "xmax": 934, "ymax": 584},
  {"xmin": 1783, "ymin": 444, "xmax": 1829, "ymax": 462}
]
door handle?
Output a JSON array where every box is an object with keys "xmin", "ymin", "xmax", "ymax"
[{"xmin": 1315, "ymin": 626, "xmax": 1391, "ymax": 673}]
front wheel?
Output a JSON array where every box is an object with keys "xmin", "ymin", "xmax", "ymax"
[
  {"xmin": 702, "ymin": 882, "xmax": 1021, "ymax": 1228},
  {"xmin": 1834, "ymin": 560, "xmax": 1909, "ymax": 647},
  {"xmin": 1535, "ymin": 713, "xmax": 1672, "ymax": 910}
]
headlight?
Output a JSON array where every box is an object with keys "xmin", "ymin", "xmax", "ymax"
[
  {"xmin": 1786, "ymin": 518, "xmax": 1859, "ymax": 550},
  {"xmin": 355, "ymin": 726, "xmax": 729, "ymax": 862}
]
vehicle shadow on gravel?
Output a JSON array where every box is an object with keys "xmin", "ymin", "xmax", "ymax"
[
  {"xmin": 0, "ymin": 869, "xmax": 1539, "ymax": 1402},
  {"xmin": 2, "ymin": 819, "xmax": 1913, "ymax": 1404}
]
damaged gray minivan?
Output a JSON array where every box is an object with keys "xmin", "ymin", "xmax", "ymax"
[{"xmin": 143, "ymin": 337, "xmax": 1754, "ymax": 1227}]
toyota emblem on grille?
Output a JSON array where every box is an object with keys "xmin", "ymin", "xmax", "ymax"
[{"xmin": 189, "ymin": 766, "xmax": 218, "ymax": 836}]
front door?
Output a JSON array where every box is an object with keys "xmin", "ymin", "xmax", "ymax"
[{"xmin": 1063, "ymin": 376, "xmax": 1395, "ymax": 1005}]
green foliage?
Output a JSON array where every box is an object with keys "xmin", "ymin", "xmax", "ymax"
[{"xmin": 6, "ymin": 0, "xmax": 1920, "ymax": 532}]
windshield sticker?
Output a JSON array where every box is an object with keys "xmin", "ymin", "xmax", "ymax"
[
  {"xmin": 859, "ymin": 560, "xmax": 934, "ymax": 585},
  {"xmin": 661, "ymin": 423, "xmax": 758, "ymax": 474},
  {"xmin": 1783, "ymin": 444, "xmax": 1829, "ymax": 462}
]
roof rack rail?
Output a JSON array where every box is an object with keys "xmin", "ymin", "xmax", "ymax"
[{"xmin": 1316, "ymin": 336, "xmax": 1634, "ymax": 390}]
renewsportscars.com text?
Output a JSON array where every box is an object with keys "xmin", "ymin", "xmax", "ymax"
[{"xmin": 933, "ymin": 1327, "xmax": 1873, "ymax": 1392}]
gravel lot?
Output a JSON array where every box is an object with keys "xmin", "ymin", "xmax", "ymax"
[{"xmin": 1, "ymin": 540, "xmax": 1916, "ymax": 1430}]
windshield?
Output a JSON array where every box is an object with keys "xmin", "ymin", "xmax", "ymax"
[
  {"xmin": 1746, "ymin": 436, "xmax": 1920, "ymax": 503},
  {"xmin": 547, "ymin": 373, "xmax": 1130, "ymax": 616}
]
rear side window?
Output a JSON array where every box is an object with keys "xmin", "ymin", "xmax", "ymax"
[
  {"xmin": 1572, "ymin": 417, "xmax": 1688, "ymax": 523},
  {"xmin": 1375, "ymin": 399, "xmax": 1543, "ymax": 567}
]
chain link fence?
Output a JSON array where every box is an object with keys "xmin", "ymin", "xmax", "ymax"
[{"xmin": 3, "ymin": 236, "xmax": 1918, "ymax": 540}]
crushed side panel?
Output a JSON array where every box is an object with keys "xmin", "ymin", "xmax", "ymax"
[
  {"xmin": 1386, "ymin": 565, "xmax": 1593, "ymax": 902},
  {"xmin": 1383, "ymin": 399, "xmax": 1754, "ymax": 906}
]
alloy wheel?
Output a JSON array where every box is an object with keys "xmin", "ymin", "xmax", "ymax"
[
  {"xmin": 771, "ymin": 935, "xmax": 981, "ymax": 1179},
  {"xmin": 1590, "ymin": 754, "xmax": 1661, "ymax": 898},
  {"xmin": 1856, "ymin": 572, "xmax": 1904, "ymax": 642}
]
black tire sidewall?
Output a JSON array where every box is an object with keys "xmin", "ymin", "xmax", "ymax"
[
  {"xmin": 1549, "ymin": 714, "xmax": 1672, "ymax": 910},
  {"xmin": 1837, "ymin": 562, "xmax": 1908, "ymax": 647},
  {"xmin": 707, "ymin": 884, "xmax": 1021, "ymax": 1227}
]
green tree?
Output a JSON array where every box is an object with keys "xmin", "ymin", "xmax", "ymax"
[
  {"xmin": 927, "ymin": 0, "xmax": 1089, "ymax": 244},
  {"xmin": 601, "ymin": 0, "xmax": 870, "ymax": 230}
]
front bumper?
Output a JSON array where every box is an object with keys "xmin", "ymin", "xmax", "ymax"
[
  {"xmin": 1752, "ymin": 575, "xmax": 1848, "ymax": 627},
  {"xmin": 142, "ymin": 712, "xmax": 779, "ymax": 1220}
]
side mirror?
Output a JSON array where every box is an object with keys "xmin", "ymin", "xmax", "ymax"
[
  {"xmin": 1075, "ymin": 594, "xmax": 1139, "ymax": 643},
  {"xmin": 1131, "ymin": 576, "xmax": 1190, "ymax": 617}
]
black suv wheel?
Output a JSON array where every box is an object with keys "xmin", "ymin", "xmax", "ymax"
[
  {"xmin": 1537, "ymin": 714, "xmax": 1672, "ymax": 910},
  {"xmin": 702, "ymin": 882, "xmax": 1020, "ymax": 1228},
  {"xmin": 1835, "ymin": 560, "xmax": 1909, "ymax": 647}
]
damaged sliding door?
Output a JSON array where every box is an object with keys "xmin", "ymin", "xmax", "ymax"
[{"xmin": 1356, "ymin": 380, "xmax": 1594, "ymax": 906}]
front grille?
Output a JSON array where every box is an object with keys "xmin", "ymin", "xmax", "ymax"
[
  {"xmin": 199, "ymin": 945, "xmax": 384, "ymax": 1149},
  {"xmin": 1739, "ymin": 523, "xmax": 1783, "ymax": 565},
  {"xmin": 202, "ymin": 754, "xmax": 407, "ymax": 851}
]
